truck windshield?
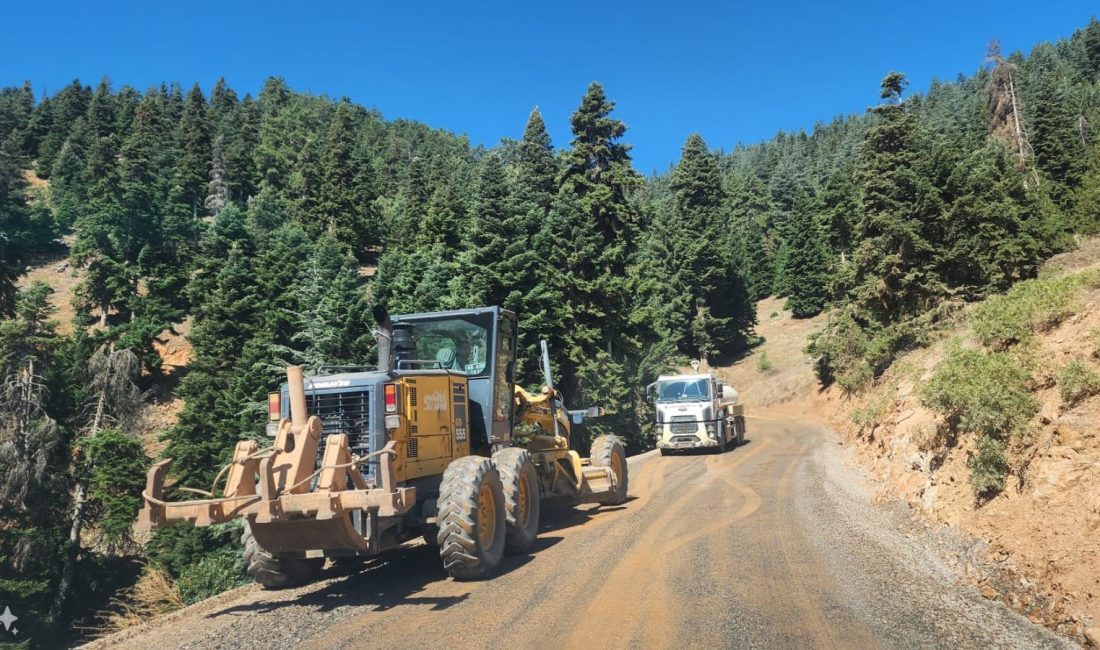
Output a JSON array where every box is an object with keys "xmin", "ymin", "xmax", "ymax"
[{"xmin": 656, "ymin": 378, "xmax": 710, "ymax": 402}]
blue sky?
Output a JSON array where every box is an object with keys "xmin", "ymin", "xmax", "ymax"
[{"xmin": 1, "ymin": 1, "xmax": 1096, "ymax": 174}]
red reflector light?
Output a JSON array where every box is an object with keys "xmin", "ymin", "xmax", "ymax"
[
  {"xmin": 267, "ymin": 392, "xmax": 280, "ymax": 421},
  {"xmin": 384, "ymin": 384, "xmax": 398, "ymax": 413}
]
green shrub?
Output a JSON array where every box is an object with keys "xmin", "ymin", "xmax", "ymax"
[
  {"xmin": 920, "ymin": 344, "xmax": 1038, "ymax": 438},
  {"xmin": 176, "ymin": 549, "xmax": 247, "ymax": 604},
  {"xmin": 756, "ymin": 350, "xmax": 773, "ymax": 373},
  {"xmin": 1057, "ymin": 358, "xmax": 1100, "ymax": 407},
  {"xmin": 146, "ymin": 520, "xmax": 243, "ymax": 578},
  {"xmin": 808, "ymin": 313, "xmax": 909, "ymax": 393},
  {"xmin": 971, "ymin": 275, "xmax": 1081, "ymax": 349},
  {"xmin": 968, "ymin": 434, "xmax": 1009, "ymax": 501},
  {"xmin": 80, "ymin": 429, "xmax": 148, "ymax": 549},
  {"xmin": 851, "ymin": 385, "xmax": 894, "ymax": 428}
]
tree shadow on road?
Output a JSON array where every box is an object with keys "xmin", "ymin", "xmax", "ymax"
[
  {"xmin": 534, "ymin": 499, "xmax": 633, "ymax": 536},
  {"xmin": 208, "ymin": 535, "xmax": 564, "ymax": 618}
]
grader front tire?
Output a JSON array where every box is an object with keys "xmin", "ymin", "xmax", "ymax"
[
  {"xmin": 493, "ymin": 448, "xmax": 540, "ymax": 555},
  {"xmin": 590, "ymin": 434, "xmax": 629, "ymax": 506},
  {"xmin": 436, "ymin": 456, "xmax": 506, "ymax": 579},
  {"xmin": 241, "ymin": 522, "xmax": 324, "ymax": 589}
]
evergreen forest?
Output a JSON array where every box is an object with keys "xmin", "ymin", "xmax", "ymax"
[{"xmin": 3, "ymin": 18, "xmax": 1100, "ymax": 645}]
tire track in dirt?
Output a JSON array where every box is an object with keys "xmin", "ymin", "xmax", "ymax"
[{"xmin": 563, "ymin": 438, "xmax": 775, "ymax": 647}]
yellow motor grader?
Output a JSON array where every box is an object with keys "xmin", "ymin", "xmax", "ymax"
[{"xmin": 136, "ymin": 306, "xmax": 627, "ymax": 586}]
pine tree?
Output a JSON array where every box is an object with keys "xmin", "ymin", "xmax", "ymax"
[
  {"xmin": 453, "ymin": 153, "xmax": 513, "ymax": 307},
  {"xmin": 517, "ymin": 107, "xmax": 557, "ymax": 211},
  {"xmin": 167, "ymin": 244, "xmax": 264, "ymax": 487},
  {"xmin": 1027, "ymin": 69, "xmax": 1084, "ymax": 206},
  {"xmin": 657, "ymin": 134, "xmax": 755, "ymax": 358},
  {"xmin": 209, "ymin": 77, "xmax": 238, "ymax": 129},
  {"xmin": 783, "ymin": 192, "xmax": 830, "ymax": 318},
  {"xmin": 940, "ymin": 141, "xmax": 1061, "ymax": 293},
  {"xmin": 727, "ymin": 171, "xmax": 776, "ymax": 300},
  {"xmin": 205, "ymin": 134, "xmax": 230, "ymax": 215},
  {"xmin": 817, "ymin": 167, "xmax": 860, "ymax": 260},
  {"xmin": 0, "ymin": 283, "xmax": 67, "ymax": 643},
  {"xmin": 504, "ymin": 108, "xmax": 563, "ymax": 381},
  {"xmin": 277, "ymin": 236, "xmax": 372, "ymax": 368},
  {"xmin": 33, "ymin": 80, "xmax": 91, "ymax": 178},
  {"xmin": 49, "ymin": 128, "xmax": 88, "ymax": 230},
  {"xmin": 71, "ymin": 82, "xmax": 133, "ymax": 329},
  {"xmin": 850, "ymin": 72, "xmax": 944, "ymax": 324},
  {"xmin": 1083, "ymin": 18, "xmax": 1100, "ymax": 77},
  {"xmin": 225, "ymin": 95, "xmax": 261, "ymax": 201},
  {"xmin": 317, "ymin": 101, "xmax": 376, "ymax": 256},
  {"xmin": 175, "ymin": 84, "xmax": 212, "ymax": 214},
  {"xmin": 0, "ymin": 129, "xmax": 31, "ymax": 315}
]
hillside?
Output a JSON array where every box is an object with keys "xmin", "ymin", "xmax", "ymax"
[
  {"xmin": 4, "ymin": 16, "xmax": 1100, "ymax": 647},
  {"xmin": 717, "ymin": 240, "xmax": 1100, "ymax": 645}
]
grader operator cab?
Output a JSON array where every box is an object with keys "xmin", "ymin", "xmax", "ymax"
[{"xmin": 137, "ymin": 306, "xmax": 627, "ymax": 587}]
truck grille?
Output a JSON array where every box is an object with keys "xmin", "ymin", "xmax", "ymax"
[
  {"xmin": 669, "ymin": 416, "xmax": 699, "ymax": 434},
  {"xmin": 305, "ymin": 390, "xmax": 372, "ymax": 458}
]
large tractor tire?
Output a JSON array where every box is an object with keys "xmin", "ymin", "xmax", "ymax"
[
  {"xmin": 492, "ymin": 448, "xmax": 540, "ymax": 555},
  {"xmin": 590, "ymin": 435, "xmax": 629, "ymax": 506},
  {"xmin": 241, "ymin": 522, "xmax": 324, "ymax": 589},
  {"xmin": 436, "ymin": 456, "xmax": 506, "ymax": 579}
]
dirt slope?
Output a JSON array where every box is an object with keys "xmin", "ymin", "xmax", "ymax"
[{"xmin": 729, "ymin": 244, "xmax": 1099, "ymax": 646}]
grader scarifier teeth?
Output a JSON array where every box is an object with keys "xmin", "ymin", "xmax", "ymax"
[{"xmin": 135, "ymin": 366, "xmax": 415, "ymax": 556}]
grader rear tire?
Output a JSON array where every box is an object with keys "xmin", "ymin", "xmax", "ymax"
[
  {"xmin": 493, "ymin": 448, "xmax": 540, "ymax": 555},
  {"xmin": 436, "ymin": 456, "xmax": 506, "ymax": 579},
  {"xmin": 590, "ymin": 435, "xmax": 629, "ymax": 506},
  {"xmin": 241, "ymin": 522, "xmax": 324, "ymax": 589}
]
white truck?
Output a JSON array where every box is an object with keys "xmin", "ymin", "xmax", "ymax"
[{"xmin": 648, "ymin": 373, "xmax": 745, "ymax": 455}]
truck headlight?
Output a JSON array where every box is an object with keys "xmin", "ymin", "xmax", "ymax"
[{"xmin": 706, "ymin": 422, "xmax": 717, "ymax": 438}]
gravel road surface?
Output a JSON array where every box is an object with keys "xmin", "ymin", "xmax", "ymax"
[{"xmin": 89, "ymin": 416, "xmax": 1072, "ymax": 649}]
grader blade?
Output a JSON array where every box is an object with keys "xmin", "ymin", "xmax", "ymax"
[
  {"xmin": 579, "ymin": 465, "xmax": 617, "ymax": 500},
  {"xmin": 134, "ymin": 365, "xmax": 416, "ymax": 557}
]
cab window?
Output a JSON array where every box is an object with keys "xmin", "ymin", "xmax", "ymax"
[{"xmin": 412, "ymin": 319, "xmax": 489, "ymax": 376}]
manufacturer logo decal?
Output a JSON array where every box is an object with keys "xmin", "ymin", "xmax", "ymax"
[
  {"xmin": 308, "ymin": 379, "xmax": 351, "ymax": 389},
  {"xmin": 423, "ymin": 390, "xmax": 447, "ymax": 412}
]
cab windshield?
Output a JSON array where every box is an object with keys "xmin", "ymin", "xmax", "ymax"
[
  {"xmin": 656, "ymin": 378, "xmax": 710, "ymax": 402},
  {"xmin": 409, "ymin": 317, "xmax": 490, "ymax": 376}
]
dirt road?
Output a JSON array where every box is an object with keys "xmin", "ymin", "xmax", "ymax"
[{"xmin": 92, "ymin": 417, "xmax": 1070, "ymax": 649}]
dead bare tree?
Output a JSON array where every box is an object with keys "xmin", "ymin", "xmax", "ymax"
[
  {"xmin": 0, "ymin": 358, "xmax": 61, "ymax": 568},
  {"xmin": 986, "ymin": 40, "xmax": 1038, "ymax": 185},
  {"xmin": 50, "ymin": 344, "xmax": 144, "ymax": 622}
]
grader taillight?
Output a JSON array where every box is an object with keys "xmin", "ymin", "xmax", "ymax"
[
  {"xmin": 267, "ymin": 392, "xmax": 281, "ymax": 421},
  {"xmin": 384, "ymin": 383, "xmax": 399, "ymax": 413}
]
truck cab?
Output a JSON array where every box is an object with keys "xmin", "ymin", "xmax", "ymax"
[{"xmin": 648, "ymin": 373, "xmax": 745, "ymax": 454}]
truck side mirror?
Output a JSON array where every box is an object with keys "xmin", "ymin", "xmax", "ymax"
[{"xmin": 645, "ymin": 382, "xmax": 656, "ymax": 403}]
